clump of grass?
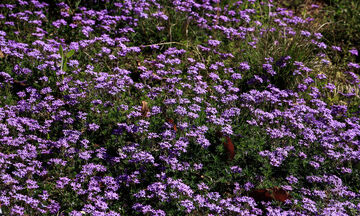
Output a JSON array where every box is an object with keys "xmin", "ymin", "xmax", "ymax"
[{"xmin": 320, "ymin": 0, "xmax": 360, "ymax": 48}]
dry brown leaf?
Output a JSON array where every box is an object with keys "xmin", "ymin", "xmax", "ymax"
[
  {"xmin": 166, "ymin": 118, "xmax": 177, "ymax": 132},
  {"xmin": 249, "ymin": 187, "xmax": 291, "ymax": 203},
  {"xmin": 215, "ymin": 131, "xmax": 235, "ymax": 161},
  {"xmin": 223, "ymin": 136, "xmax": 235, "ymax": 160},
  {"xmin": 141, "ymin": 101, "xmax": 150, "ymax": 117}
]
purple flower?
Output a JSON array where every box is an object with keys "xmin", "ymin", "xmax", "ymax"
[
  {"xmin": 52, "ymin": 19, "xmax": 67, "ymax": 28},
  {"xmin": 304, "ymin": 77, "xmax": 314, "ymax": 84},
  {"xmin": 130, "ymin": 151, "xmax": 155, "ymax": 164},
  {"xmin": 244, "ymin": 182, "xmax": 254, "ymax": 191},
  {"xmin": 197, "ymin": 182, "xmax": 209, "ymax": 191},
  {"xmin": 309, "ymin": 161, "xmax": 320, "ymax": 169},
  {"xmin": 193, "ymin": 163, "xmax": 203, "ymax": 170},
  {"xmin": 69, "ymin": 211, "xmax": 83, "ymax": 216},
  {"xmin": 348, "ymin": 62, "xmax": 360, "ymax": 69},
  {"xmin": 221, "ymin": 124, "xmax": 233, "ymax": 135},
  {"xmin": 297, "ymin": 83, "xmax": 307, "ymax": 91},
  {"xmin": 349, "ymin": 49, "xmax": 358, "ymax": 56},
  {"xmin": 26, "ymin": 179, "xmax": 39, "ymax": 189},
  {"xmin": 11, "ymin": 205, "xmax": 25, "ymax": 216},
  {"xmin": 314, "ymin": 32, "xmax": 323, "ymax": 39},
  {"xmin": 341, "ymin": 167, "xmax": 352, "ymax": 174},
  {"xmin": 56, "ymin": 177, "xmax": 71, "ymax": 189},
  {"xmin": 209, "ymin": 72, "xmax": 220, "ymax": 81},
  {"xmin": 331, "ymin": 46, "xmax": 341, "ymax": 51},
  {"xmin": 180, "ymin": 199, "xmax": 195, "ymax": 213},
  {"xmin": 231, "ymin": 73, "xmax": 242, "ymax": 80},
  {"xmin": 196, "ymin": 135, "xmax": 211, "ymax": 148},
  {"xmin": 286, "ymin": 175, "xmax": 298, "ymax": 184},
  {"xmin": 282, "ymin": 185, "xmax": 292, "ymax": 191},
  {"xmin": 79, "ymin": 151, "xmax": 92, "ymax": 160},
  {"xmin": 208, "ymin": 39, "xmax": 221, "ymax": 47},
  {"xmin": 16, "ymin": 91, "xmax": 26, "ymax": 98},
  {"xmin": 94, "ymin": 199, "xmax": 108, "ymax": 210},
  {"xmin": 317, "ymin": 42, "xmax": 327, "ymax": 49},
  {"xmin": 311, "ymin": 4, "xmax": 319, "ymax": 8},
  {"xmin": 239, "ymin": 62, "xmax": 250, "ymax": 71},
  {"xmin": 321, "ymin": 59, "xmax": 330, "ymax": 65},
  {"xmin": 174, "ymin": 105, "xmax": 187, "ymax": 116},
  {"xmin": 263, "ymin": 63, "xmax": 276, "ymax": 76},
  {"xmin": 230, "ymin": 166, "xmax": 242, "ymax": 173},
  {"xmin": 301, "ymin": 30, "xmax": 311, "ymax": 37},
  {"xmin": 302, "ymin": 198, "xmax": 318, "ymax": 213},
  {"xmin": 316, "ymin": 73, "xmax": 327, "ymax": 80},
  {"xmin": 88, "ymin": 123, "xmax": 100, "ymax": 131}
]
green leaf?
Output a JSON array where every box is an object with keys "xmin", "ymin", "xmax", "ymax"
[
  {"xmin": 59, "ymin": 44, "xmax": 64, "ymax": 58},
  {"xmin": 63, "ymin": 59, "xmax": 68, "ymax": 72},
  {"xmin": 66, "ymin": 49, "xmax": 75, "ymax": 58},
  {"xmin": 75, "ymin": 0, "xmax": 81, "ymax": 8}
]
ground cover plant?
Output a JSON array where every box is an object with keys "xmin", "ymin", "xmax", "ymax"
[{"xmin": 0, "ymin": 0, "xmax": 359, "ymax": 215}]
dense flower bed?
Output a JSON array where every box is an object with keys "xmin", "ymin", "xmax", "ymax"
[{"xmin": 0, "ymin": 0, "xmax": 359, "ymax": 215}]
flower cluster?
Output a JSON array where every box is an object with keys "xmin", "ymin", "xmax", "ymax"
[{"xmin": 0, "ymin": 0, "xmax": 359, "ymax": 215}]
